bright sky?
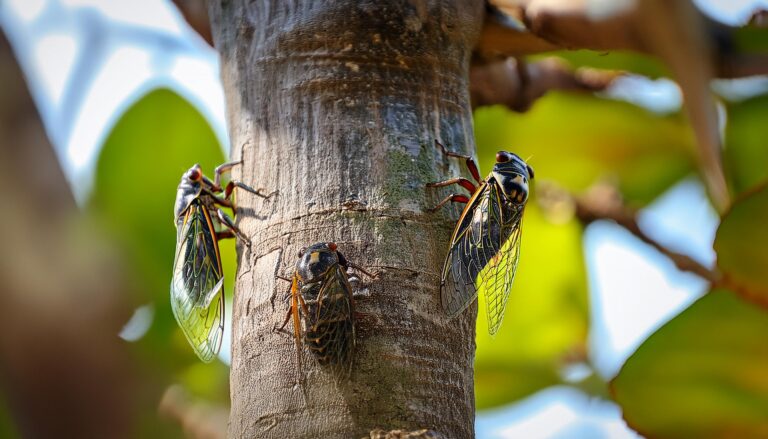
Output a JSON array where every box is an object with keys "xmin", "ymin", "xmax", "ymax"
[{"xmin": 0, "ymin": 1, "xmax": 752, "ymax": 437}]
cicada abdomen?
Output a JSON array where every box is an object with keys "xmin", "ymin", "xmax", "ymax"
[
  {"xmin": 427, "ymin": 142, "xmax": 534, "ymax": 335},
  {"xmin": 301, "ymin": 261, "xmax": 355, "ymax": 370}
]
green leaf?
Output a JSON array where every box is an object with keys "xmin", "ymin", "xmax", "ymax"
[
  {"xmin": 715, "ymin": 183, "xmax": 768, "ymax": 302},
  {"xmin": 536, "ymin": 50, "xmax": 670, "ymax": 79},
  {"xmin": 611, "ymin": 291, "xmax": 768, "ymax": 438},
  {"xmin": 724, "ymin": 94, "xmax": 768, "ymax": 195},
  {"xmin": 90, "ymin": 88, "xmax": 234, "ymax": 370},
  {"xmin": 731, "ymin": 25, "xmax": 768, "ymax": 55},
  {"xmin": 475, "ymin": 204, "xmax": 589, "ymax": 409},
  {"xmin": 474, "ymin": 92, "xmax": 696, "ymax": 205}
]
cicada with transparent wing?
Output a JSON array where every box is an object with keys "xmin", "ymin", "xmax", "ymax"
[
  {"xmin": 427, "ymin": 141, "xmax": 534, "ymax": 335},
  {"xmin": 278, "ymin": 242, "xmax": 371, "ymax": 379},
  {"xmin": 171, "ymin": 161, "xmax": 272, "ymax": 362}
]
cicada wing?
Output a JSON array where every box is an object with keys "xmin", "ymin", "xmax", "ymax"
[
  {"xmin": 440, "ymin": 183, "xmax": 497, "ymax": 317},
  {"xmin": 440, "ymin": 180, "xmax": 525, "ymax": 334},
  {"xmin": 440, "ymin": 227, "xmax": 479, "ymax": 316},
  {"xmin": 477, "ymin": 216, "xmax": 523, "ymax": 335},
  {"xmin": 170, "ymin": 202, "xmax": 225, "ymax": 363},
  {"xmin": 306, "ymin": 264, "xmax": 355, "ymax": 378}
]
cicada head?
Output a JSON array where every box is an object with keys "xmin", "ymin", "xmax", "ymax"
[
  {"xmin": 492, "ymin": 151, "xmax": 534, "ymax": 206},
  {"xmin": 174, "ymin": 164, "xmax": 205, "ymax": 224},
  {"xmin": 296, "ymin": 242, "xmax": 341, "ymax": 283}
]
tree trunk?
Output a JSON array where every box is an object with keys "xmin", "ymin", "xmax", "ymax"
[{"xmin": 208, "ymin": 1, "xmax": 484, "ymax": 437}]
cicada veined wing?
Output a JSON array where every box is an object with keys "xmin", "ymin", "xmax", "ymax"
[
  {"xmin": 170, "ymin": 199, "xmax": 225, "ymax": 362},
  {"xmin": 302, "ymin": 260, "xmax": 355, "ymax": 377}
]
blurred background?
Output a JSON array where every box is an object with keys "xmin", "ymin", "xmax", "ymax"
[{"xmin": 0, "ymin": 0, "xmax": 767, "ymax": 438}]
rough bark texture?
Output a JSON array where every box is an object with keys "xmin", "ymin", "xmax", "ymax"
[{"xmin": 208, "ymin": 1, "xmax": 484, "ymax": 437}]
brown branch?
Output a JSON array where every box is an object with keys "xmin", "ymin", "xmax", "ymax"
[
  {"xmin": 480, "ymin": 0, "xmax": 768, "ymax": 78},
  {"xmin": 480, "ymin": 0, "xmax": 736, "ymax": 213},
  {"xmin": 540, "ymin": 183, "xmax": 721, "ymax": 284},
  {"xmin": 158, "ymin": 386, "xmax": 228, "ymax": 439},
  {"xmin": 541, "ymin": 182, "xmax": 768, "ymax": 308},
  {"xmin": 171, "ymin": 0, "xmax": 212, "ymax": 45},
  {"xmin": 470, "ymin": 57, "xmax": 620, "ymax": 111}
]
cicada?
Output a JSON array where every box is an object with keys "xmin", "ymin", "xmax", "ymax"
[
  {"xmin": 427, "ymin": 141, "xmax": 534, "ymax": 335},
  {"xmin": 171, "ymin": 161, "xmax": 271, "ymax": 362},
  {"xmin": 278, "ymin": 242, "xmax": 371, "ymax": 379}
]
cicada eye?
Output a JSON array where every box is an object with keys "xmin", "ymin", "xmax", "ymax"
[
  {"xmin": 188, "ymin": 168, "xmax": 201, "ymax": 181},
  {"xmin": 328, "ymin": 242, "xmax": 337, "ymax": 252},
  {"xmin": 527, "ymin": 164, "xmax": 535, "ymax": 180},
  {"xmin": 496, "ymin": 151, "xmax": 511, "ymax": 163},
  {"xmin": 298, "ymin": 247, "xmax": 306, "ymax": 258}
]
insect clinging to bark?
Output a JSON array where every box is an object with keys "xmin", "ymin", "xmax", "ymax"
[
  {"xmin": 170, "ymin": 161, "xmax": 272, "ymax": 362},
  {"xmin": 278, "ymin": 242, "xmax": 372, "ymax": 380},
  {"xmin": 427, "ymin": 140, "xmax": 534, "ymax": 335}
]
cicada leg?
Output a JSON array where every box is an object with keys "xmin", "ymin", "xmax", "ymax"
[
  {"xmin": 216, "ymin": 209, "xmax": 250, "ymax": 245},
  {"xmin": 215, "ymin": 229, "xmax": 235, "ymax": 241},
  {"xmin": 434, "ymin": 140, "xmax": 483, "ymax": 185},
  {"xmin": 223, "ymin": 181, "xmax": 275, "ymax": 204},
  {"xmin": 426, "ymin": 177, "xmax": 477, "ymax": 193},
  {"xmin": 427, "ymin": 193, "xmax": 470, "ymax": 213},
  {"xmin": 213, "ymin": 160, "xmax": 242, "ymax": 191},
  {"xmin": 204, "ymin": 160, "xmax": 275, "ymax": 202}
]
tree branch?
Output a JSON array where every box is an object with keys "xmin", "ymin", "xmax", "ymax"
[
  {"xmin": 158, "ymin": 385, "xmax": 228, "ymax": 439},
  {"xmin": 470, "ymin": 57, "xmax": 619, "ymax": 111},
  {"xmin": 480, "ymin": 0, "xmax": 768, "ymax": 79},
  {"xmin": 540, "ymin": 183, "xmax": 720, "ymax": 284},
  {"xmin": 481, "ymin": 0, "xmax": 738, "ymax": 212},
  {"xmin": 171, "ymin": 0, "xmax": 212, "ymax": 45}
]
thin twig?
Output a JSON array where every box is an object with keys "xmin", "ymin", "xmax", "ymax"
[{"xmin": 540, "ymin": 183, "xmax": 720, "ymax": 284}]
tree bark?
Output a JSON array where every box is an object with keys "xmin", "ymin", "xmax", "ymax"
[{"xmin": 208, "ymin": 1, "xmax": 484, "ymax": 437}]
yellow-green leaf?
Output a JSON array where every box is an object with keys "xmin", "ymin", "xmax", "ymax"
[
  {"xmin": 540, "ymin": 50, "xmax": 670, "ymax": 79},
  {"xmin": 612, "ymin": 291, "xmax": 768, "ymax": 438},
  {"xmin": 474, "ymin": 92, "xmax": 695, "ymax": 205},
  {"xmin": 715, "ymin": 183, "xmax": 768, "ymax": 302},
  {"xmin": 724, "ymin": 94, "xmax": 768, "ymax": 195},
  {"xmin": 475, "ymin": 204, "xmax": 589, "ymax": 409},
  {"xmin": 91, "ymin": 88, "xmax": 234, "ymax": 373}
]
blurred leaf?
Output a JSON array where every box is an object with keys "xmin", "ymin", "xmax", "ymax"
[
  {"xmin": 731, "ymin": 25, "xmax": 768, "ymax": 54},
  {"xmin": 475, "ymin": 204, "xmax": 589, "ymax": 409},
  {"xmin": 180, "ymin": 362, "xmax": 230, "ymax": 401},
  {"xmin": 536, "ymin": 50, "xmax": 670, "ymax": 79},
  {"xmin": 724, "ymin": 94, "xmax": 768, "ymax": 195},
  {"xmin": 474, "ymin": 92, "xmax": 695, "ymax": 206},
  {"xmin": 90, "ymin": 88, "xmax": 233, "ymax": 394},
  {"xmin": 715, "ymin": 183, "xmax": 768, "ymax": 302},
  {"xmin": 0, "ymin": 395, "xmax": 20, "ymax": 439},
  {"xmin": 612, "ymin": 291, "xmax": 768, "ymax": 438}
]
